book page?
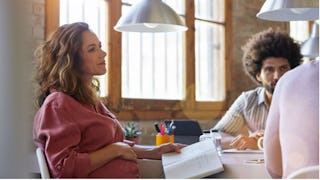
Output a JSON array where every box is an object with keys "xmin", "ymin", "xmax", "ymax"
[
  {"xmin": 162, "ymin": 139, "xmax": 215, "ymax": 166},
  {"xmin": 162, "ymin": 140, "xmax": 224, "ymax": 179}
]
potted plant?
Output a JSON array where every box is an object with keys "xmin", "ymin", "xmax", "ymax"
[{"xmin": 123, "ymin": 121, "xmax": 142, "ymax": 144}]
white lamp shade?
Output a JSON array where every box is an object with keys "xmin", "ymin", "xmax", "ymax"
[
  {"xmin": 257, "ymin": 0, "xmax": 319, "ymax": 21},
  {"xmin": 301, "ymin": 22, "xmax": 319, "ymax": 58},
  {"xmin": 114, "ymin": 0, "xmax": 188, "ymax": 32}
]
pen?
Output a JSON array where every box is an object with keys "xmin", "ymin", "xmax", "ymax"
[
  {"xmin": 167, "ymin": 126, "xmax": 171, "ymax": 135},
  {"xmin": 169, "ymin": 119, "xmax": 174, "ymax": 129},
  {"xmin": 246, "ymin": 158, "xmax": 265, "ymax": 164},
  {"xmin": 160, "ymin": 123, "xmax": 166, "ymax": 135},
  {"xmin": 169, "ymin": 119, "xmax": 173, "ymax": 131},
  {"xmin": 170, "ymin": 125, "xmax": 176, "ymax": 135},
  {"xmin": 154, "ymin": 123, "xmax": 160, "ymax": 133}
]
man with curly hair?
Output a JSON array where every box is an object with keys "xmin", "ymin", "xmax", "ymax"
[{"xmin": 212, "ymin": 28, "xmax": 302, "ymax": 150}]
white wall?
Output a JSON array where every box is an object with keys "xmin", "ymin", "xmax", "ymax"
[{"xmin": 0, "ymin": 0, "xmax": 35, "ymax": 177}]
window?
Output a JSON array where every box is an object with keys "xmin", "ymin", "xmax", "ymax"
[
  {"xmin": 121, "ymin": 0, "xmax": 185, "ymax": 100},
  {"xmin": 194, "ymin": 0, "xmax": 225, "ymax": 101},
  {"xmin": 46, "ymin": 0, "xmax": 231, "ymax": 120},
  {"xmin": 290, "ymin": 21, "xmax": 317, "ymax": 62},
  {"xmin": 290, "ymin": 21, "xmax": 309, "ymax": 43},
  {"xmin": 59, "ymin": 0, "xmax": 107, "ymax": 96},
  {"xmin": 121, "ymin": 0, "xmax": 226, "ymax": 102}
]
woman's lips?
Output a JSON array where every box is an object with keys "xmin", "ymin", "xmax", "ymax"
[{"xmin": 98, "ymin": 61, "xmax": 106, "ymax": 65}]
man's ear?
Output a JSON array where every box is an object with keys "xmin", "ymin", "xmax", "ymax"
[{"xmin": 256, "ymin": 73, "xmax": 262, "ymax": 82}]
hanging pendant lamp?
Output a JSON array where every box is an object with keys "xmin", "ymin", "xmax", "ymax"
[
  {"xmin": 256, "ymin": 0, "xmax": 319, "ymax": 21},
  {"xmin": 301, "ymin": 22, "xmax": 319, "ymax": 58},
  {"xmin": 114, "ymin": 0, "xmax": 188, "ymax": 33}
]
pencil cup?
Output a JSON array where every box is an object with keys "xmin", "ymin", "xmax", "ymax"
[{"xmin": 156, "ymin": 134, "xmax": 174, "ymax": 146}]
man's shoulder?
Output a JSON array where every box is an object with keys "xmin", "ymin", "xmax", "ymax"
[
  {"xmin": 241, "ymin": 87, "xmax": 264, "ymax": 98},
  {"xmin": 230, "ymin": 87, "xmax": 264, "ymax": 107}
]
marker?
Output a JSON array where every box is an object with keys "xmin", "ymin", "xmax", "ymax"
[
  {"xmin": 160, "ymin": 123, "xmax": 166, "ymax": 135},
  {"xmin": 170, "ymin": 125, "xmax": 176, "ymax": 135},
  {"xmin": 169, "ymin": 119, "xmax": 174, "ymax": 129},
  {"xmin": 154, "ymin": 123, "xmax": 160, "ymax": 133}
]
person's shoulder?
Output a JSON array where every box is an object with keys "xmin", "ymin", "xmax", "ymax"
[
  {"xmin": 46, "ymin": 91, "xmax": 71, "ymax": 101},
  {"xmin": 232, "ymin": 87, "xmax": 263, "ymax": 106},
  {"xmin": 43, "ymin": 91, "xmax": 77, "ymax": 107},
  {"xmin": 294, "ymin": 60, "xmax": 318, "ymax": 74},
  {"xmin": 241, "ymin": 87, "xmax": 263, "ymax": 98},
  {"xmin": 290, "ymin": 60, "xmax": 318, "ymax": 73},
  {"xmin": 281, "ymin": 60, "xmax": 319, "ymax": 83}
]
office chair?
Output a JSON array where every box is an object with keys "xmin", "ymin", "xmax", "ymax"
[
  {"xmin": 165, "ymin": 119, "xmax": 203, "ymax": 145},
  {"xmin": 287, "ymin": 165, "xmax": 319, "ymax": 179},
  {"xmin": 36, "ymin": 147, "xmax": 51, "ymax": 179}
]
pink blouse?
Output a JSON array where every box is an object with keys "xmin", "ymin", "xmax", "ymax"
[
  {"xmin": 264, "ymin": 60, "xmax": 319, "ymax": 178},
  {"xmin": 33, "ymin": 92, "xmax": 139, "ymax": 178}
]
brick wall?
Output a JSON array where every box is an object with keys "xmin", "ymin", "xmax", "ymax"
[
  {"xmin": 229, "ymin": 0, "xmax": 288, "ymax": 105},
  {"xmin": 31, "ymin": 0, "xmax": 45, "ymax": 50}
]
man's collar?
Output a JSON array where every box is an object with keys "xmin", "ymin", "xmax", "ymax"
[{"xmin": 257, "ymin": 88, "xmax": 268, "ymax": 107}]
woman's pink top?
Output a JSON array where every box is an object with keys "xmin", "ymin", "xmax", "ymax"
[
  {"xmin": 33, "ymin": 92, "xmax": 139, "ymax": 178},
  {"xmin": 264, "ymin": 60, "xmax": 319, "ymax": 178}
]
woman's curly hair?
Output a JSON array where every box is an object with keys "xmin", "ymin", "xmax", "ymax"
[
  {"xmin": 242, "ymin": 28, "xmax": 302, "ymax": 85},
  {"xmin": 34, "ymin": 22, "xmax": 100, "ymax": 108}
]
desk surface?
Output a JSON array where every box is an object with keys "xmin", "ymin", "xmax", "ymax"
[
  {"xmin": 30, "ymin": 150, "xmax": 270, "ymax": 179},
  {"xmin": 211, "ymin": 151, "xmax": 270, "ymax": 179},
  {"xmin": 139, "ymin": 151, "xmax": 270, "ymax": 179}
]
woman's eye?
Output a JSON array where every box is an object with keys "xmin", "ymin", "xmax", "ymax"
[{"xmin": 88, "ymin": 47, "xmax": 95, "ymax": 52}]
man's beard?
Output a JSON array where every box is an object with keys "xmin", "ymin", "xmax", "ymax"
[{"xmin": 263, "ymin": 81, "xmax": 277, "ymax": 95}]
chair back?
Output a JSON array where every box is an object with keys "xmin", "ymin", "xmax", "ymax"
[
  {"xmin": 165, "ymin": 119, "xmax": 203, "ymax": 144},
  {"xmin": 36, "ymin": 147, "xmax": 51, "ymax": 178},
  {"xmin": 287, "ymin": 165, "xmax": 319, "ymax": 179}
]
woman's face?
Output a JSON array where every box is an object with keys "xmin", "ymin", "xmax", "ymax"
[{"xmin": 79, "ymin": 31, "xmax": 107, "ymax": 81}]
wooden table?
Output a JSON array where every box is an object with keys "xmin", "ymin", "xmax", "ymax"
[
  {"xmin": 30, "ymin": 149, "xmax": 270, "ymax": 178},
  {"xmin": 210, "ymin": 150, "xmax": 270, "ymax": 178},
  {"xmin": 138, "ymin": 149, "xmax": 270, "ymax": 179}
]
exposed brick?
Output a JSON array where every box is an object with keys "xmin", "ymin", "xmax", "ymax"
[
  {"xmin": 32, "ymin": 27, "xmax": 44, "ymax": 40},
  {"xmin": 33, "ymin": 3, "xmax": 45, "ymax": 15},
  {"xmin": 32, "ymin": 15, "xmax": 45, "ymax": 27}
]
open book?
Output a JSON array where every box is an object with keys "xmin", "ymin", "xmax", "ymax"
[{"xmin": 162, "ymin": 139, "xmax": 224, "ymax": 179}]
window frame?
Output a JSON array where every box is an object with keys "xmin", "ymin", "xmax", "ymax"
[{"xmin": 45, "ymin": 0, "xmax": 232, "ymax": 120}]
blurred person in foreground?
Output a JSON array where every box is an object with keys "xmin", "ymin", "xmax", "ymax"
[
  {"xmin": 264, "ymin": 59, "xmax": 319, "ymax": 178},
  {"xmin": 212, "ymin": 28, "xmax": 302, "ymax": 150},
  {"xmin": 33, "ymin": 22, "xmax": 184, "ymax": 178}
]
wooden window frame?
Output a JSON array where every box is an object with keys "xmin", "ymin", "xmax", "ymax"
[{"xmin": 45, "ymin": 0, "xmax": 232, "ymax": 120}]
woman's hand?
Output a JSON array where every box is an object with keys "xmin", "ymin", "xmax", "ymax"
[
  {"xmin": 88, "ymin": 142, "xmax": 137, "ymax": 173},
  {"xmin": 110, "ymin": 142, "xmax": 137, "ymax": 161},
  {"xmin": 154, "ymin": 143, "xmax": 186, "ymax": 159},
  {"xmin": 159, "ymin": 143, "xmax": 186, "ymax": 153},
  {"xmin": 133, "ymin": 143, "xmax": 186, "ymax": 160}
]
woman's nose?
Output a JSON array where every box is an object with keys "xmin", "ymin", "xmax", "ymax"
[{"xmin": 101, "ymin": 49, "xmax": 107, "ymax": 57}]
